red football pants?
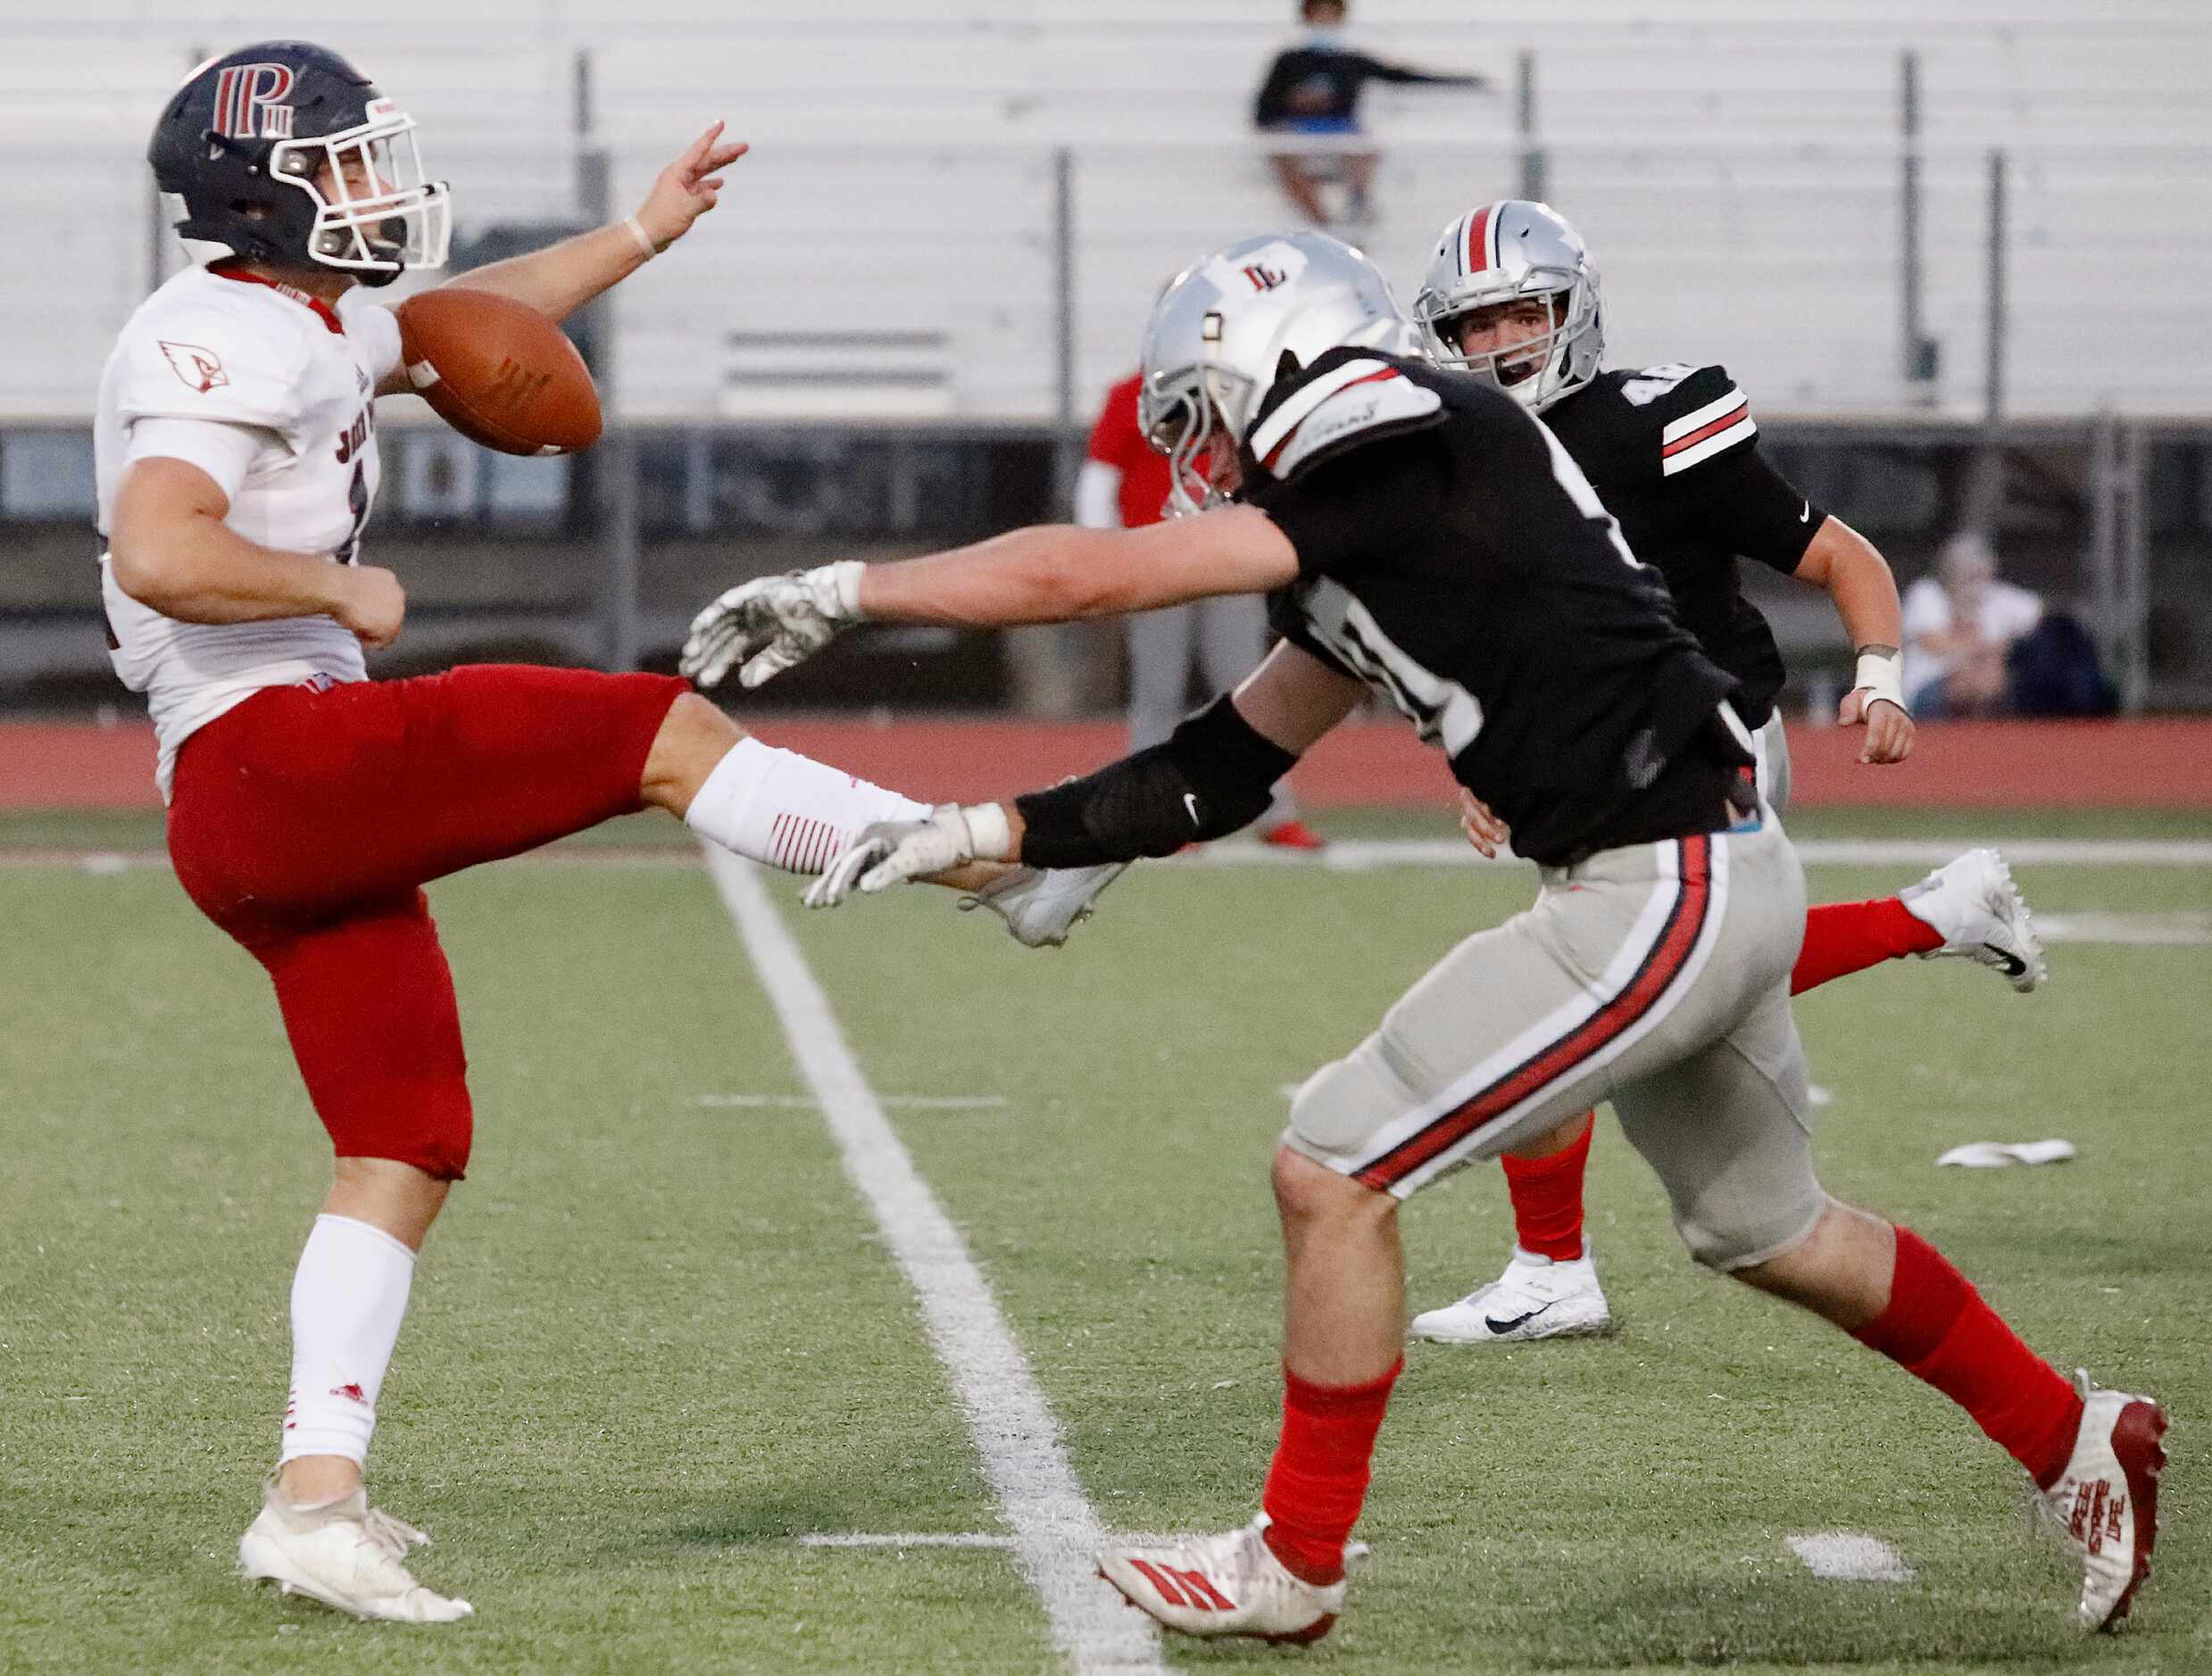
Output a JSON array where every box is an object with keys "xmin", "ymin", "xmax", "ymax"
[{"xmin": 166, "ymin": 666, "xmax": 687, "ymax": 1179}]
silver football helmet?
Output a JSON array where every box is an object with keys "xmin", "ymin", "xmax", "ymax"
[
  {"xmin": 1138, "ymin": 231, "xmax": 1418, "ymax": 516},
  {"xmin": 1414, "ymin": 199, "xmax": 1603, "ymax": 413}
]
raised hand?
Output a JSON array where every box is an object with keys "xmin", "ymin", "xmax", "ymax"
[{"xmin": 632, "ymin": 120, "xmax": 750, "ymax": 252}]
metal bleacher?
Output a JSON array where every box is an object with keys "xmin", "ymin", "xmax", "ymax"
[{"xmin": 1, "ymin": 1, "xmax": 2208, "ymax": 425}]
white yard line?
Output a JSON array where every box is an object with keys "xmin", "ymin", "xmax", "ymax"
[
  {"xmin": 2038, "ymin": 911, "xmax": 2212, "ymax": 945},
  {"xmin": 705, "ymin": 849, "xmax": 1168, "ymax": 1676},
  {"xmin": 1784, "ymin": 1531, "xmax": 1916, "ymax": 1582}
]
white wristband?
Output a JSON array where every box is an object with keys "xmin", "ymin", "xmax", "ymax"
[
  {"xmin": 818, "ymin": 560, "xmax": 867, "ymax": 619},
  {"xmin": 1854, "ymin": 649, "xmax": 1906, "ymax": 712},
  {"xmin": 621, "ymin": 215, "xmax": 658, "ymax": 260},
  {"xmin": 959, "ymin": 802, "xmax": 1016, "ymax": 862}
]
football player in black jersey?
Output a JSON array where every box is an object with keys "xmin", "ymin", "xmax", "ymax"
[
  {"xmin": 1402, "ymin": 200, "xmax": 2045, "ymax": 1348},
  {"xmin": 681, "ymin": 233, "xmax": 2159, "ymax": 1645}
]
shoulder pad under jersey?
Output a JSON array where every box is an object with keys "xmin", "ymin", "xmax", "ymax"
[
  {"xmin": 1246, "ymin": 351, "xmax": 1445, "ymax": 484},
  {"xmin": 1612, "ymin": 361, "xmax": 1757, "ymax": 477},
  {"xmin": 114, "ymin": 286, "xmax": 313, "ymax": 448}
]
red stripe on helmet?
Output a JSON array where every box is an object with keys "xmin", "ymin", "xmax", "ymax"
[{"xmin": 1463, "ymin": 203, "xmax": 1495, "ymax": 277}]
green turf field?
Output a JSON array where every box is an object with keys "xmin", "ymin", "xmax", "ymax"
[{"xmin": 3, "ymin": 809, "xmax": 2206, "ymax": 1672}]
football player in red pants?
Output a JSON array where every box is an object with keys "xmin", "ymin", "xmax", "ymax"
[
  {"xmin": 1403, "ymin": 202, "xmax": 2046, "ymax": 1347},
  {"xmin": 105, "ymin": 43, "xmax": 1015, "ymax": 1621}
]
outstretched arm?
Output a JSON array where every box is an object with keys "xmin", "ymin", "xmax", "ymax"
[
  {"xmin": 683, "ymin": 505, "xmax": 1300, "ymax": 690},
  {"xmin": 1792, "ymin": 516, "xmax": 1914, "ymax": 764},
  {"xmin": 860, "ymin": 506, "xmax": 1300, "ymax": 625},
  {"xmin": 436, "ymin": 122, "xmax": 748, "ymax": 324},
  {"xmin": 1357, "ymin": 53, "xmax": 1488, "ymax": 90}
]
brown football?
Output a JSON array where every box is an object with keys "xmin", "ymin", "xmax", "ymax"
[{"xmin": 395, "ymin": 287, "xmax": 602, "ymax": 456}]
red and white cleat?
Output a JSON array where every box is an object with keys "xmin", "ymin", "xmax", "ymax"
[
  {"xmin": 1097, "ymin": 1517, "xmax": 1353, "ymax": 1644},
  {"xmin": 2038, "ymin": 1370, "xmax": 2167, "ymax": 1630},
  {"xmin": 1260, "ymin": 819, "xmax": 1328, "ymax": 852}
]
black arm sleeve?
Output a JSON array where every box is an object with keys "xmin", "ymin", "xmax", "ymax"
[
  {"xmin": 1676, "ymin": 442, "xmax": 1828, "ymax": 575},
  {"xmin": 1013, "ymin": 694, "xmax": 1297, "ymax": 868}
]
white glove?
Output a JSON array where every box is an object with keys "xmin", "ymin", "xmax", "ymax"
[
  {"xmin": 957, "ymin": 862, "xmax": 1127, "ymax": 948},
  {"xmin": 680, "ymin": 560, "xmax": 866, "ymax": 691},
  {"xmin": 802, "ymin": 803, "xmax": 1015, "ymax": 909}
]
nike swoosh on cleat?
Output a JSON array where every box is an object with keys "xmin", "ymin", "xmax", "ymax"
[
  {"xmin": 1484, "ymin": 1301, "xmax": 1556, "ymax": 1335},
  {"xmin": 1983, "ymin": 942, "xmax": 2027, "ymax": 976}
]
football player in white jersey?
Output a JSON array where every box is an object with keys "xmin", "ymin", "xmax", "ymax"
[{"xmin": 103, "ymin": 41, "xmax": 1039, "ymax": 1622}]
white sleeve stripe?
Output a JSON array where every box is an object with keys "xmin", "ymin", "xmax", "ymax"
[
  {"xmin": 1659, "ymin": 414, "xmax": 1759, "ymax": 476},
  {"xmin": 1247, "ymin": 357, "xmax": 1393, "ymax": 462},
  {"xmin": 1660, "ymin": 385, "xmax": 1748, "ymax": 444}
]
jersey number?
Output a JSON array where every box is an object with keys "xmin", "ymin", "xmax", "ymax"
[
  {"xmin": 1298, "ymin": 578, "xmax": 1484, "ymax": 758},
  {"xmin": 334, "ymin": 460, "xmax": 367, "ymax": 566},
  {"xmin": 1618, "ymin": 363, "xmax": 1697, "ymax": 407}
]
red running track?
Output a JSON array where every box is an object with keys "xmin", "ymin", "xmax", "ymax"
[{"xmin": 4, "ymin": 714, "xmax": 2210, "ymax": 811}]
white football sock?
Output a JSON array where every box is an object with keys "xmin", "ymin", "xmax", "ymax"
[
  {"xmin": 279, "ymin": 1214, "xmax": 416, "ymax": 1468},
  {"xmin": 684, "ymin": 735, "xmax": 928, "ymax": 873}
]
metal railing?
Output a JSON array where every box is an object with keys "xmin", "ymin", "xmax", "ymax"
[{"xmin": 5, "ymin": 46, "xmax": 2210, "ymax": 712}]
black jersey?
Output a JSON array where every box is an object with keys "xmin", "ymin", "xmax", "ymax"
[
  {"xmin": 1240, "ymin": 347, "xmax": 1751, "ymax": 867},
  {"xmin": 1542, "ymin": 363, "xmax": 1825, "ymax": 726}
]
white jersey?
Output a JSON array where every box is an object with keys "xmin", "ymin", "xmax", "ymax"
[{"xmin": 94, "ymin": 265, "xmax": 403, "ymax": 799}]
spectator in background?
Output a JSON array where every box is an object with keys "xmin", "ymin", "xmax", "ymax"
[
  {"xmin": 1076, "ymin": 371, "xmax": 1324, "ymax": 850},
  {"xmin": 1254, "ymin": 0, "xmax": 1487, "ymax": 228},
  {"xmin": 1901, "ymin": 532, "xmax": 2042, "ymax": 716}
]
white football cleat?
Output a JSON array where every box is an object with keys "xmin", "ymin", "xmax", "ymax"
[
  {"xmin": 1410, "ymin": 1244, "xmax": 1614, "ymax": 1345},
  {"xmin": 2037, "ymin": 1371, "xmax": 2167, "ymax": 1631},
  {"xmin": 1899, "ymin": 848, "xmax": 2047, "ymax": 992},
  {"xmin": 957, "ymin": 862, "xmax": 1126, "ymax": 948},
  {"xmin": 239, "ymin": 1482, "xmax": 474, "ymax": 1622},
  {"xmin": 1097, "ymin": 1517, "xmax": 1355, "ymax": 1644}
]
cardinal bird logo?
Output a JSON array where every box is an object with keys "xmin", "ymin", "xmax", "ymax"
[{"xmin": 158, "ymin": 342, "xmax": 229, "ymax": 394}]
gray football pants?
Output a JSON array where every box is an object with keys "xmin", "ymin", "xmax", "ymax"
[{"xmin": 1284, "ymin": 813, "xmax": 1825, "ymax": 1270}]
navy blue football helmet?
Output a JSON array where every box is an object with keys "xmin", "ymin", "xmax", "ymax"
[{"xmin": 149, "ymin": 41, "xmax": 450, "ymax": 286}]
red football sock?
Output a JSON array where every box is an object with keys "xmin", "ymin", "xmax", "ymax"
[
  {"xmin": 1501, "ymin": 1117, "xmax": 1593, "ymax": 1261},
  {"xmin": 1850, "ymin": 1226, "xmax": 2083, "ymax": 1489},
  {"xmin": 1260, "ymin": 1358, "xmax": 1401, "ymax": 1586},
  {"xmin": 1790, "ymin": 898, "xmax": 1943, "ymax": 995}
]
